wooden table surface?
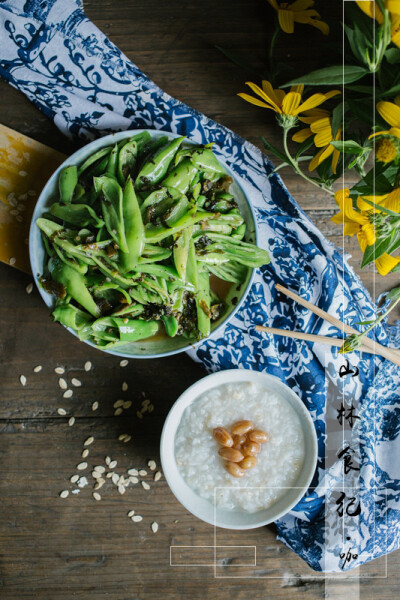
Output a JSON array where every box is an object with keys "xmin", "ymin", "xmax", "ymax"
[{"xmin": 1, "ymin": 1, "xmax": 399, "ymax": 598}]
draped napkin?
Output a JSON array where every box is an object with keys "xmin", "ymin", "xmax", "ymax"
[{"xmin": 1, "ymin": 0, "xmax": 400, "ymax": 572}]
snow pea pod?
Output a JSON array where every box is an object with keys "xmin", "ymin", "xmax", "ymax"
[
  {"xmin": 173, "ymin": 226, "xmax": 193, "ymax": 280},
  {"xmin": 94, "ymin": 175, "xmax": 128, "ymax": 253},
  {"xmin": 136, "ymin": 136, "xmax": 185, "ymax": 190},
  {"xmin": 189, "ymin": 148, "xmax": 226, "ymax": 176},
  {"xmin": 145, "ymin": 208, "xmax": 217, "ymax": 243},
  {"xmin": 53, "ymin": 244, "xmax": 88, "ymax": 275},
  {"xmin": 78, "ymin": 146, "xmax": 112, "ymax": 176},
  {"xmin": 135, "ymin": 263, "xmax": 182, "ymax": 281},
  {"xmin": 113, "ymin": 318, "xmax": 159, "ymax": 342},
  {"xmin": 49, "ymin": 259, "xmax": 100, "ymax": 317},
  {"xmin": 120, "ymin": 178, "xmax": 144, "ymax": 272},
  {"xmin": 164, "ymin": 195, "xmax": 190, "ymax": 227},
  {"xmin": 140, "ymin": 188, "xmax": 169, "ymax": 215},
  {"xmin": 50, "ymin": 203, "xmax": 104, "ymax": 228},
  {"xmin": 161, "ymin": 159, "xmax": 198, "ymax": 194},
  {"xmin": 53, "ymin": 304, "xmax": 92, "ymax": 330},
  {"xmin": 117, "ymin": 140, "xmax": 138, "ymax": 185},
  {"xmin": 59, "ymin": 165, "xmax": 78, "ymax": 204},
  {"xmin": 93, "ymin": 282, "xmax": 132, "ymax": 305},
  {"xmin": 196, "ymin": 268, "xmax": 211, "ymax": 338},
  {"xmin": 161, "ymin": 315, "xmax": 179, "ymax": 337},
  {"xmin": 207, "ymin": 261, "xmax": 248, "ymax": 284}
]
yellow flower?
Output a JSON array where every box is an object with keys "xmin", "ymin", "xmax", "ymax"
[
  {"xmin": 372, "ymin": 97, "xmax": 400, "ymax": 140},
  {"xmin": 331, "ymin": 188, "xmax": 400, "ymax": 275},
  {"xmin": 267, "ymin": 0, "xmax": 329, "ymax": 35},
  {"xmin": 356, "ymin": 1, "xmax": 400, "ymax": 47},
  {"xmin": 292, "ymin": 109, "xmax": 342, "ymax": 173},
  {"xmin": 375, "ymin": 137, "xmax": 399, "ymax": 162},
  {"xmin": 238, "ymin": 81, "xmax": 340, "ymax": 127}
]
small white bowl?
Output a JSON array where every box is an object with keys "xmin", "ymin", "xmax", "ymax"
[{"xmin": 160, "ymin": 369, "xmax": 317, "ymax": 530}]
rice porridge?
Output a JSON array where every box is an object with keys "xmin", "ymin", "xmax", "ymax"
[{"xmin": 174, "ymin": 381, "xmax": 305, "ymax": 513}]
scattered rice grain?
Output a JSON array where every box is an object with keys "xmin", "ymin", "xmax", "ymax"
[
  {"xmin": 151, "ymin": 522, "xmax": 159, "ymax": 533},
  {"xmin": 63, "ymin": 389, "xmax": 73, "ymax": 399},
  {"xmin": 9, "ymin": 257, "xmax": 16, "ymax": 266},
  {"xmin": 70, "ymin": 474, "xmax": 79, "ymax": 483},
  {"xmin": 94, "ymin": 465, "xmax": 105, "ymax": 474},
  {"xmin": 109, "ymin": 460, "xmax": 117, "ymax": 469},
  {"xmin": 141, "ymin": 481, "xmax": 150, "ymax": 490},
  {"xmin": 122, "ymin": 382, "xmax": 128, "ymax": 392},
  {"xmin": 114, "ymin": 400, "xmax": 124, "ymax": 408},
  {"xmin": 129, "ymin": 476, "xmax": 139, "ymax": 484},
  {"xmin": 68, "ymin": 416, "xmax": 75, "ymax": 427},
  {"xmin": 139, "ymin": 470, "xmax": 147, "ymax": 476},
  {"xmin": 59, "ymin": 378, "xmax": 67, "ymax": 390},
  {"xmin": 128, "ymin": 469, "xmax": 139, "ymax": 476},
  {"xmin": 84, "ymin": 436, "xmax": 94, "ymax": 446},
  {"xmin": 128, "ymin": 510, "xmax": 135, "ymax": 517},
  {"xmin": 147, "ymin": 460, "xmax": 156, "ymax": 471},
  {"xmin": 94, "ymin": 479, "xmax": 105, "ymax": 490},
  {"xmin": 81, "ymin": 448, "xmax": 89, "ymax": 458},
  {"xmin": 120, "ymin": 359, "xmax": 128, "ymax": 367},
  {"xmin": 60, "ymin": 490, "xmax": 69, "ymax": 498},
  {"xmin": 33, "ymin": 365, "xmax": 42, "ymax": 373},
  {"xmin": 105, "ymin": 456, "xmax": 111, "ymax": 466},
  {"xmin": 114, "ymin": 408, "xmax": 123, "ymax": 416},
  {"xmin": 123, "ymin": 401, "xmax": 132, "ymax": 409},
  {"xmin": 77, "ymin": 462, "xmax": 88, "ymax": 471},
  {"xmin": 93, "ymin": 492, "xmax": 101, "ymax": 501},
  {"xmin": 118, "ymin": 485, "xmax": 126, "ymax": 495},
  {"xmin": 136, "ymin": 411, "xmax": 143, "ymax": 419},
  {"xmin": 84, "ymin": 361, "xmax": 92, "ymax": 372},
  {"xmin": 154, "ymin": 471, "xmax": 162, "ymax": 482},
  {"xmin": 92, "ymin": 401, "xmax": 99, "ymax": 411},
  {"xmin": 132, "ymin": 515, "xmax": 143, "ymax": 522},
  {"xmin": 112, "ymin": 474, "xmax": 119, "ymax": 485},
  {"xmin": 55, "ymin": 367, "xmax": 65, "ymax": 375},
  {"xmin": 26, "ymin": 283, "xmax": 34, "ymax": 295},
  {"xmin": 71, "ymin": 378, "xmax": 81, "ymax": 387},
  {"xmin": 77, "ymin": 476, "xmax": 88, "ymax": 488},
  {"xmin": 57, "ymin": 408, "xmax": 67, "ymax": 416},
  {"xmin": 20, "ymin": 375, "xmax": 27, "ymax": 386}
]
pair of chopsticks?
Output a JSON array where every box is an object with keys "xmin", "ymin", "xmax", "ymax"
[{"xmin": 255, "ymin": 284, "xmax": 400, "ymax": 368}]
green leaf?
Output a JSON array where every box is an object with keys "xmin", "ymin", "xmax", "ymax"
[
  {"xmin": 385, "ymin": 48, "xmax": 400, "ymax": 65},
  {"xmin": 386, "ymin": 285, "xmax": 400, "ymax": 300},
  {"xmin": 361, "ymin": 229, "xmax": 400, "ymax": 267},
  {"xmin": 330, "ymin": 140, "xmax": 364, "ymax": 154},
  {"xmin": 295, "ymin": 136, "xmax": 314, "ymax": 159},
  {"xmin": 355, "ymin": 319, "xmax": 377, "ymax": 326},
  {"xmin": 382, "ymin": 83, "xmax": 400, "ymax": 97},
  {"xmin": 282, "ymin": 65, "xmax": 367, "ymax": 87},
  {"xmin": 331, "ymin": 102, "xmax": 345, "ymax": 139},
  {"xmin": 260, "ymin": 136, "xmax": 292, "ymax": 165}
]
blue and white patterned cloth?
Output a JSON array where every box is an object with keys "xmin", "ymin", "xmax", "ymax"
[{"xmin": 1, "ymin": 0, "xmax": 400, "ymax": 573}]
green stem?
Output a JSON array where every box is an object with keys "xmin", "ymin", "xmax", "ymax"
[
  {"xmin": 282, "ymin": 127, "xmax": 334, "ymax": 196},
  {"xmin": 361, "ymin": 294, "xmax": 400, "ymax": 339}
]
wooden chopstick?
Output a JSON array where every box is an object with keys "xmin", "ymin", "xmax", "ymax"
[
  {"xmin": 275, "ymin": 284, "xmax": 400, "ymax": 367},
  {"xmin": 255, "ymin": 326, "xmax": 379, "ymax": 356}
]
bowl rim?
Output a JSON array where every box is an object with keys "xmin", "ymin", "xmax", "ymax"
[
  {"xmin": 160, "ymin": 368, "xmax": 318, "ymax": 530},
  {"xmin": 29, "ymin": 128, "xmax": 258, "ymax": 359}
]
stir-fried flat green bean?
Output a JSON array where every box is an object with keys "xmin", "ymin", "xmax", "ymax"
[{"xmin": 37, "ymin": 133, "xmax": 270, "ymax": 348}]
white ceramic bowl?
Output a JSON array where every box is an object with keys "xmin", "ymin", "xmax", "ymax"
[
  {"xmin": 160, "ymin": 369, "xmax": 318, "ymax": 530},
  {"xmin": 29, "ymin": 129, "xmax": 257, "ymax": 359}
]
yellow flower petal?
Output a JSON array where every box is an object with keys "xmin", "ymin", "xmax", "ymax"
[
  {"xmin": 369, "ymin": 129, "xmax": 391, "ymax": 139},
  {"xmin": 355, "ymin": 0, "xmax": 384, "ymax": 23},
  {"xmin": 266, "ymin": 0, "xmax": 279, "ymax": 10},
  {"xmin": 306, "ymin": 18, "xmax": 330, "ymax": 35},
  {"xmin": 334, "ymin": 189, "xmax": 369, "ymax": 225},
  {"xmin": 261, "ymin": 80, "xmax": 283, "ymax": 109},
  {"xmin": 361, "ymin": 222, "xmax": 377, "ymax": 246},
  {"xmin": 376, "ymin": 253, "xmax": 400, "ymax": 275},
  {"xmin": 314, "ymin": 128, "xmax": 333, "ymax": 148},
  {"xmin": 331, "ymin": 213, "xmax": 361, "ymax": 236},
  {"xmin": 391, "ymin": 15, "xmax": 400, "ymax": 47},
  {"xmin": 332, "ymin": 148, "xmax": 340, "ymax": 175},
  {"xmin": 383, "ymin": 188, "xmax": 400, "ymax": 213},
  {"xmin": 377, "ymin": 101, "xmax": 400, "ymax": 127},
  {"xmin": 237, "ymin": 93, "xmax": 276, "ymax": 110},
  {"xmin": 357, "ymin": 230, "xmax": 368, "ymax": 253},
  {"xmin": 244, "ymin": 81, "xmax": 281, "ymax": 111},
  {"xmin": 310, "ymin": 117, "xmax": 331, "ymax": 133},
  {"xmin": 278, "ymin": 8, "xmax": 295, "ymax": 33},
  {"xmin": 387, "ymin": 0, "xmax": 400, "ymax": 15},
  {"xmin": 292, "ymin": 128, "xmax": 313, "ymax": 142},
  {"xmin": 282, "ymin": 90, "xmax": 302, "ymax": 116},
  {"xmin": 308, "ymin": 145, "xmax": 333, "ymax": 171}
]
